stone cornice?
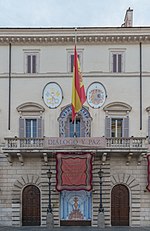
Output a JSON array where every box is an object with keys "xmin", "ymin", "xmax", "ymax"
[{"xmin": 0, "ymin": 27, "xmax": 150, "ymax": 44}]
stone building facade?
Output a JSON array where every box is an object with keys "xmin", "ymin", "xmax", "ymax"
[{"xmin": 0, "ymin": 9, "xmax": 150, "ymax": 227}]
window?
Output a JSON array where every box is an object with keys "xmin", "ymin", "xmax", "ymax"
[
  {"xmin": 58, "ymin": 105, "xmax": 92, "ymax": 137},
  {"xmin": 67, "ymin": 50, "xmax": 83, "ymax": 73},
  {"xmin": 24, "ymin": 51, "xmax": 39, "ymax": 74},
  {"xmin": 105, "ymin": 117, "xmax": 129, "ymax": 138},
  {"xmin": 19, "ymin": 118, "xmax": 42, "ymax": 138},
  {"xmin": 70, "ymin": 54, "xmax": 80, "ymax": 73},
  {"xmin": 110, "ymin": 50, "xmax": 125, "ymax": 73},
  {"xmin": 104, "ymin": 102, "xmax": 132, "ymax": 138},
  {"xmin": 17, "ymin": 102, "xmax": 45, "ymax": 138},
  {"xmin": 69, "ymin": 118, "xmax": 81, "ymax": 137},
  {"xmin": 26, "ymin": 119, "xmax": 37, "ymax": 138},
  {"xmin": 111, "ymin": 118, "xmax": 123, "ymax": 138},
  {"xmin": 27, "ymin": 54, "xmax": 37, "ymax": 73}
]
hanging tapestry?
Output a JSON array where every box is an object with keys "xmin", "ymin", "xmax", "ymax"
[
  {"xmin": 56, "ymin": 153, "xmax": 93, "ymax": 191},
  {"xmin": 147, "ymin": 154, "xmax": 150, "ymax": 191}
]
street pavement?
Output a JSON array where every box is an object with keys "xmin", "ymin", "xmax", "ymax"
[{"xmin": 0, "ymin": 227, "xmax": 150, "ymax": 231}]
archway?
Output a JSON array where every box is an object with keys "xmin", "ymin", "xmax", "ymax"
[
  {"xmin": 111, "ymin": 184, "xmax": 129, "ymax": 226},
  {"xmin": 22, "ymin": 185, "xmax": 41, "ymax": 226}
]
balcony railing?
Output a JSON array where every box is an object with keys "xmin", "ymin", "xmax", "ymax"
[
  {"xmin": 3, "ymin": 136, "xmax": 148, "ymax": 151},
  {"xmin": 106, "ymin": 137, "xmax": 146, "ymax": 148},
  {"xmin": 5, "ymin": 137, "xmax": 44, "ymax": 149}
]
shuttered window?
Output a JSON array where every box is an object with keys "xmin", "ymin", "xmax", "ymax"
[
  {"xmin": 111, "ymin": 51, "xmax": 124, "ymax": 73},
  {"xmin": 70, "ymin": 54, "xmax": 80, "ymax": 72},
  {"xmin": 105, "ymin": 117, "xmax": 129, "ymax": 138},
  {"xmin": 19, "ymin": 118, "xmax": 42, "ymax": 138},
  {"xmin": 112, "ymin": 53, "xmax": 122, "ymax": 73},
  {"xmin": 26, "ymin": 54, "xmax": 37, "ymax": 73}
]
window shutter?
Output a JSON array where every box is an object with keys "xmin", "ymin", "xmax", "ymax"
[
  {"xmin": 71, "ymin": 54, "xmax": 74, "ymax": 72},
  {"xmin": 113, "ymin": 54, "xmax": 117, "ymax": 72},
  {"xmin": 19, "ymin": 118, "xmax": 25, "ymax": 138},
  {"xmin": 27, "ymin": 55, "xmax": 31, "ymax": 73},
  {"xmin": 32, "ymin": 55, "xmax": 36, "ymax": 73},
  {"xmin": 118, "ymin": 54, "xmax": 122, "ymax": 72},
  {"xmin": 105, "ymin": 117, "xmax": 111, "ymax": 138},
  {"xmin": 37, "ymin": 118, "xmax": 42, "ymax": 138},
  {"xmin": 80, "ymin": 119, "xmax": 85, "ymax": 137},
  {"xmin": 148, "ymin": 116, "xmax": 150, "ymax": 139},
  {"xmin": 123, "ymin": 117, "xmax": 129, "ymax": 138}
]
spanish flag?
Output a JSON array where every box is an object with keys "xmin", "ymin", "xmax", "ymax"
[{"xmin": 71, "ymin": 46, "xmax": 86, "ymax": 122}]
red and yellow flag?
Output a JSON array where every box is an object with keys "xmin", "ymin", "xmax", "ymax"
[{"xmin": 71, "ymin": 46, "xmax": 86, "ymax": 122}]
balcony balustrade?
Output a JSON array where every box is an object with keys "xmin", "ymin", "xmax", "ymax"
[{"xmin": 3, "ymin": 136, "xmax": 147, "ymax": 151}]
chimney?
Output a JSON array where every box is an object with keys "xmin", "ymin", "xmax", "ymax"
[{"xmin": 121, "ymin": 7, "xmax": 133, "ymax": 27}]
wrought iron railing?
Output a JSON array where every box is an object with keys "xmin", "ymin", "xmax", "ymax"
[{"xmin": 3, "ymin": 137, "xmax": 147, "ymax": 150}]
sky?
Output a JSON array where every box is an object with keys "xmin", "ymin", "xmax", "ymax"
[{"xmin": 0, "ymin": 0, "xmax": 150, "ymax": 28}]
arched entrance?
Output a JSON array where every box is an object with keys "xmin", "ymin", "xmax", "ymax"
[
  {"xmin": 111, "ymin": 184, "xmax": 129, "ymax": 226},
  {"xmin": 22, "ymin": 185, "xmax": 41, "ymax": 226}
]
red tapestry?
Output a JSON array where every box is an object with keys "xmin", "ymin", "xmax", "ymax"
[
  {"xmin": 147, "ymin": 155, "xmax": 150, "ymax": 192},
  {"xmin": 56, "ymin": 153, "xmax": 93, "ymax": 191}
]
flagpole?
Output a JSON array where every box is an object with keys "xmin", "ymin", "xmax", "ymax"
[{"xmin": 73, "ymin": 28, "xmax": 77, "ymax": 138}]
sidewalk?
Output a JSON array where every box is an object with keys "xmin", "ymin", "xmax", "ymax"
[{"xmin": 0, "ymin": 226, "xmax": 150, "ymax": 231}]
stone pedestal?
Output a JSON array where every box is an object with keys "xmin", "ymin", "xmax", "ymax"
[
  {"xmin": 98, "ymin": 211, "xmax": 105, "ymax": 228},
  {"xmin": 46, "ymin": 212, "xmax": 54, "ymax": 229}
]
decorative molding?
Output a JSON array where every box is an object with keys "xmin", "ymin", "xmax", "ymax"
[
  {"xmin": 101, "ymin": 152, "xmax": 107, "ymax": 165},
  {"xmin": 17, "ymin": 102, "xmax": 45, "ymax": 113},
  {"xmin": 103, "ymin": 102, "xmax": 132, "ymax": 113},
  {"xmin": 0, "ymin": 28, "xmax": 150, "ymax": 45},
  {"xmin": 5, "ymin": 153, "xmax": 12, "ymax": 165},
  {"xmin": 111, "ymin": 173, "xmax": 140, "ymax": 190},
  {"xmin": 17, "ymin": 153, "xmax": 24, "ymax": 166},
  {"xmin": 126, "ymin": 152, "xmax": 133, "ymax": 165},
  {"xmin": 43, "ymin": 152, "xmax": 48, "ymax": 165}
]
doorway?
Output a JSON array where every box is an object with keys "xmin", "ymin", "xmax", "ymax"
[
  {"xmin": 22, "ymin": 185, "xmax": 40, "ymax": 226},
  {"xmin": 111, "ymin": 184, "xmax": 129, "ymax": 226}
]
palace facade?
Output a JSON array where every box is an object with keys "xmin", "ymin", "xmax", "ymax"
[{"xmin": 0, "ymin": 8, "xmax": 150, "ymax": 227}]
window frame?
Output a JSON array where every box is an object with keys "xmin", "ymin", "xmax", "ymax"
[
  {"xmin": 19, "ymin": 117, "xmax": 43, "ymax": 138},
  {"xmin": 58, "ymin": 105, "xmax": 92, "ymax": 138},
  {"xmin": 109, "ymin": 49, "xmax": 125, "ymax": 73},
  {"xmin": 105, "ymin": 116, "xmax": 129, "ymax": 138},
  {"xmin": 24, "ymin": 50, "xmax": 40, "ymax": 74},
  {"xmin": 67, "ymin": 49, "xmax": 83, "ymax": 73}
]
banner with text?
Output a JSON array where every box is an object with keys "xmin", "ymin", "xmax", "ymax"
[{"xmin": 56, "ymin": 153, "xmax": 93, "ymax": 191}]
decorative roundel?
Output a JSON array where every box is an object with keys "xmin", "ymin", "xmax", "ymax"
[
  {"xmin": 86, "ymin": 82, "xmax": 107, "ymax": 108},
  {"xmin": 42, "ymin": 82, "xmax": 63, "ymax": 108}
]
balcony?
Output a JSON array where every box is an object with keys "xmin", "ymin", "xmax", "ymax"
[
  {"xmin": 3, "ymin": 136, "xmax": 148, "ymax": 152},
  {"xmin": 3, "ymin": 136, "xmax": 148, "ymax": 166}
]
